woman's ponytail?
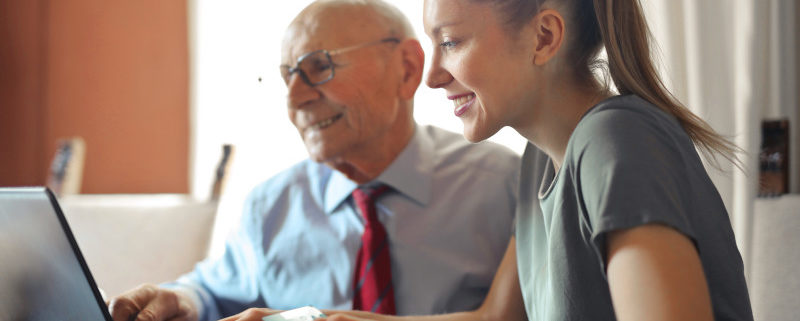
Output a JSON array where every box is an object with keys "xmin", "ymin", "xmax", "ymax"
[
  {"xmin": 592, "ymin": 0, "xmax": 741, "ymax": 168},
  {"xmin": 477, "ymin": 0, "xmax": 741, "ymax": 168}
]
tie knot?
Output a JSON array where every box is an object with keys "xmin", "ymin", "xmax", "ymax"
[
  {"xmin": 353, "ymin": 184, "xmax": 389, "ymax": 203},
  {"xmin": 352, "ymin": 184, "xmax": 390, "ymax": 220}
]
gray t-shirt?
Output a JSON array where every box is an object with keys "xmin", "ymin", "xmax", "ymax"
[{"xmin": 515, "ymin": 95, "xmax": 752, "ymax": 320}]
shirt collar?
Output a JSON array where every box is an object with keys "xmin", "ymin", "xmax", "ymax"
[{"xmin": 323, "ymin": 125, "xmax": 434, "ymax": 214}]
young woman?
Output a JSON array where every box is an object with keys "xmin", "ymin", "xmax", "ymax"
[
  {"xmin": 419, "ymin": 0, "xmax": 753, "ymax": 319},
  {"xmin": 222, "ymin": 0, "xmax": 754, "ymax": 320}
]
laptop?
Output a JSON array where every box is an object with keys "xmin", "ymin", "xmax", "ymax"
[{"xmin": 0, "ymin": 187, "xmax": 113, "ymax": 321}]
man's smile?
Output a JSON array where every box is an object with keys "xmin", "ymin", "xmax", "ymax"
[{"xmin": 307, "ymin": 113, "xmax": 344, "ymax": 131}]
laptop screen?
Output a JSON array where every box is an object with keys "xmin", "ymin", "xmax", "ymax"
[{"xmin": 0, "ymin": 188, "xmax": 110, "ymax": 321}]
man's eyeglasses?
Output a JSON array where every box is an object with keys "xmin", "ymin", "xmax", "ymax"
[{"xmin": 280, "ymin": 37, "xmax": 400, "ymax": 87}]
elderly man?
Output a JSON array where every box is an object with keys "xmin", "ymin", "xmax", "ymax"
[{"xmin": 108, "ymin": 1, "xmax": 519, "ymax": 320}]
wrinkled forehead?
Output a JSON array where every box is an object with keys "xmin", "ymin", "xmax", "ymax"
[{"xmin": 281, "ymin": 4, "xmax": 389, "ymax": 64}]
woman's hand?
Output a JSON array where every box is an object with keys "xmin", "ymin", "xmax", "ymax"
[
  {"xmin": 318, "ymin": 314, "xmax": 375, "ymax": 321},
  {"xmin": 218, "ymin": 308, "xmax": 281, "ymax": 321}
]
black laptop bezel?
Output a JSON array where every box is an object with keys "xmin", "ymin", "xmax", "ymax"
[{"xmin": 2, "ymin": 187, "xmax": 114, "ymax": 321}]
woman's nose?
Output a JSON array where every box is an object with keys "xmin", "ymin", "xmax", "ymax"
[{"xmin": 425, "ymin": 54, "xmax": 453, "ymax": 89}]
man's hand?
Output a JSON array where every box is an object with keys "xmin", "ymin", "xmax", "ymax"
[
  {"xmin": 218, "ymin": 308, "xmax": 280, "ymax": 321},
  {"xmin": 107, "ymin": 284, "xmax": 198, "ymax": 321}
]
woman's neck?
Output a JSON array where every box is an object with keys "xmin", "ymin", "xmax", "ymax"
[{"xmin": 514, "ymin": 83, "xmax": 611, "ymax": 172}]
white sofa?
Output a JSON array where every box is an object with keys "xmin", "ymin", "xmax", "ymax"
[
  {"xmin": 59, "ymin": 194, "xmax": 217, "ymax": 298},
  {"xmin": 750, "ymin": 195, "xmax": 800, "ymax": 321}
]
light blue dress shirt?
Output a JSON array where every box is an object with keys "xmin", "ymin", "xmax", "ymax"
[{"xmin": 168, "ymin": 125, "xmax": 520, "ymax": 320}]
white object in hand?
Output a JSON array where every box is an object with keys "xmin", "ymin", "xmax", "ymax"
[{"xmin": 262, "ymin": 306, "xmax": 326, "ymax": 321}]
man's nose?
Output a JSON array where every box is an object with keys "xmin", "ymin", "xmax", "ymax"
[{"xmin": 286, "ymin": 73, "xmax": 320, "ymax": 108}]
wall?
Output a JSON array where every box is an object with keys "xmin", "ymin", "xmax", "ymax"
[
  {"xmin": 0, "ymin": 0, "xmax": 46, "ymax": 187},
  {"xmin": 0, "ymin": 0, "xmax": 189, "ymax": 193}
]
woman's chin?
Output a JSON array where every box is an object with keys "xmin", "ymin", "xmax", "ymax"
[{"xmin": 462, "ymin": 125, "xmax": 492, "ymax": 143}]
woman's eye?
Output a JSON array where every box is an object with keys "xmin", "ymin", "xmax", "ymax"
[{"xmin": 439, "ymin": 40, "xmax": 458, "ymax": 49}]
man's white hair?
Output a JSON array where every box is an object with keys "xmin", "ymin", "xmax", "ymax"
[{"xmin": 292, "ymin": 0, "xmax": 416, "ymax": 39}]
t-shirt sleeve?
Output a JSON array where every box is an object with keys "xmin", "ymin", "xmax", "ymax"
[{"xmin": 570, "ymin": 107, "xmax": 698, "ymax": 271}]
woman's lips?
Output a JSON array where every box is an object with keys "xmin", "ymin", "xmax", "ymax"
[{"xmin": 448, "ymin": 93, "xmax": 476, "ymax": 117}]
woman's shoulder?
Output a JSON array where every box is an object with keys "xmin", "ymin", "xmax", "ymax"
[
  {"xmin": 582, "ymin": 95, "xmax": 678, "ymax": 128},
  {"xmin": 566, "ymin": 95, "xmax": 694, "ymax": 168},
  {"xmin": 572, "ymin": 95, "xmax": 685, "ymax": 144}
]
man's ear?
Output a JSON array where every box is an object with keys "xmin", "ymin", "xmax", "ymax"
[
  {"xmin": 397, "ymin": 39, "xmax": 425, "ymax": 99},
  {"xmin": 529, "ymin": 9, "xmax": 565, "ymax": 66}
]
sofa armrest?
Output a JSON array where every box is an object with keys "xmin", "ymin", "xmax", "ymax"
[{"xmin": 751, "ymin": 195, "xmax": 800, "ymax": 321}]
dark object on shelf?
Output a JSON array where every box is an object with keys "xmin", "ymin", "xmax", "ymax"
[
  {"xmin": 47, "ymin": 137, "xmax": 86, "ymax": 197},
  {"xmin": 210, "ymin": 144, "xmax": 234, "ymax": 202},
  {"xmin": 759, "ymin": 119, "xmax": 789, "ymax": 197}
]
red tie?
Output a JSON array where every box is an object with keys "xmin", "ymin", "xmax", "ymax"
[{"xmin": 351, "ymin": 185, "xmax": 396, "ymax": 315}]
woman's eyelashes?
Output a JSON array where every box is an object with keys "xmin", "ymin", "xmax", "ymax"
[{"xmin": 439, "ymin": 39, "xmax": 459, "ymax": 49}]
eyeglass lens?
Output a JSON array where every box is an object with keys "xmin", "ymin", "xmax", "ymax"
[{"xmin": 281, "ymin": 51, "xmax": 334, "ymax": 86}]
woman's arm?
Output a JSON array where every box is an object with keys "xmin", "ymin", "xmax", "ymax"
[
  {"xmin": 219, "ymin": 238, "xmax": 526, "ymax": 321},
  {"xmin": 472, "ymin": 236, "xmax": 527, "ymax": 321},
  {"xmin": 606, "ymin": 223, "xmax": 713, "ymax": 321}
]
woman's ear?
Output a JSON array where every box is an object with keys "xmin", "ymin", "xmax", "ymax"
[
  {"xmin": 529, "ymin": 9, "xmax": 565, "ymax": 66},
  {"xmin": 397, "ymin": 39, "xmax": 425, "ymax": 99}
]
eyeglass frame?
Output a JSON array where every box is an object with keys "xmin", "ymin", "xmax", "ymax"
[{"xmin": 280, "ymin": 37, "xmax": 401, "ymax": 87}]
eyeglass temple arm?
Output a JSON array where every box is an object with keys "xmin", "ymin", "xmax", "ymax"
[{"xmin": 327, "ymin": 37, "xmax": 401, "ymax": 55}]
